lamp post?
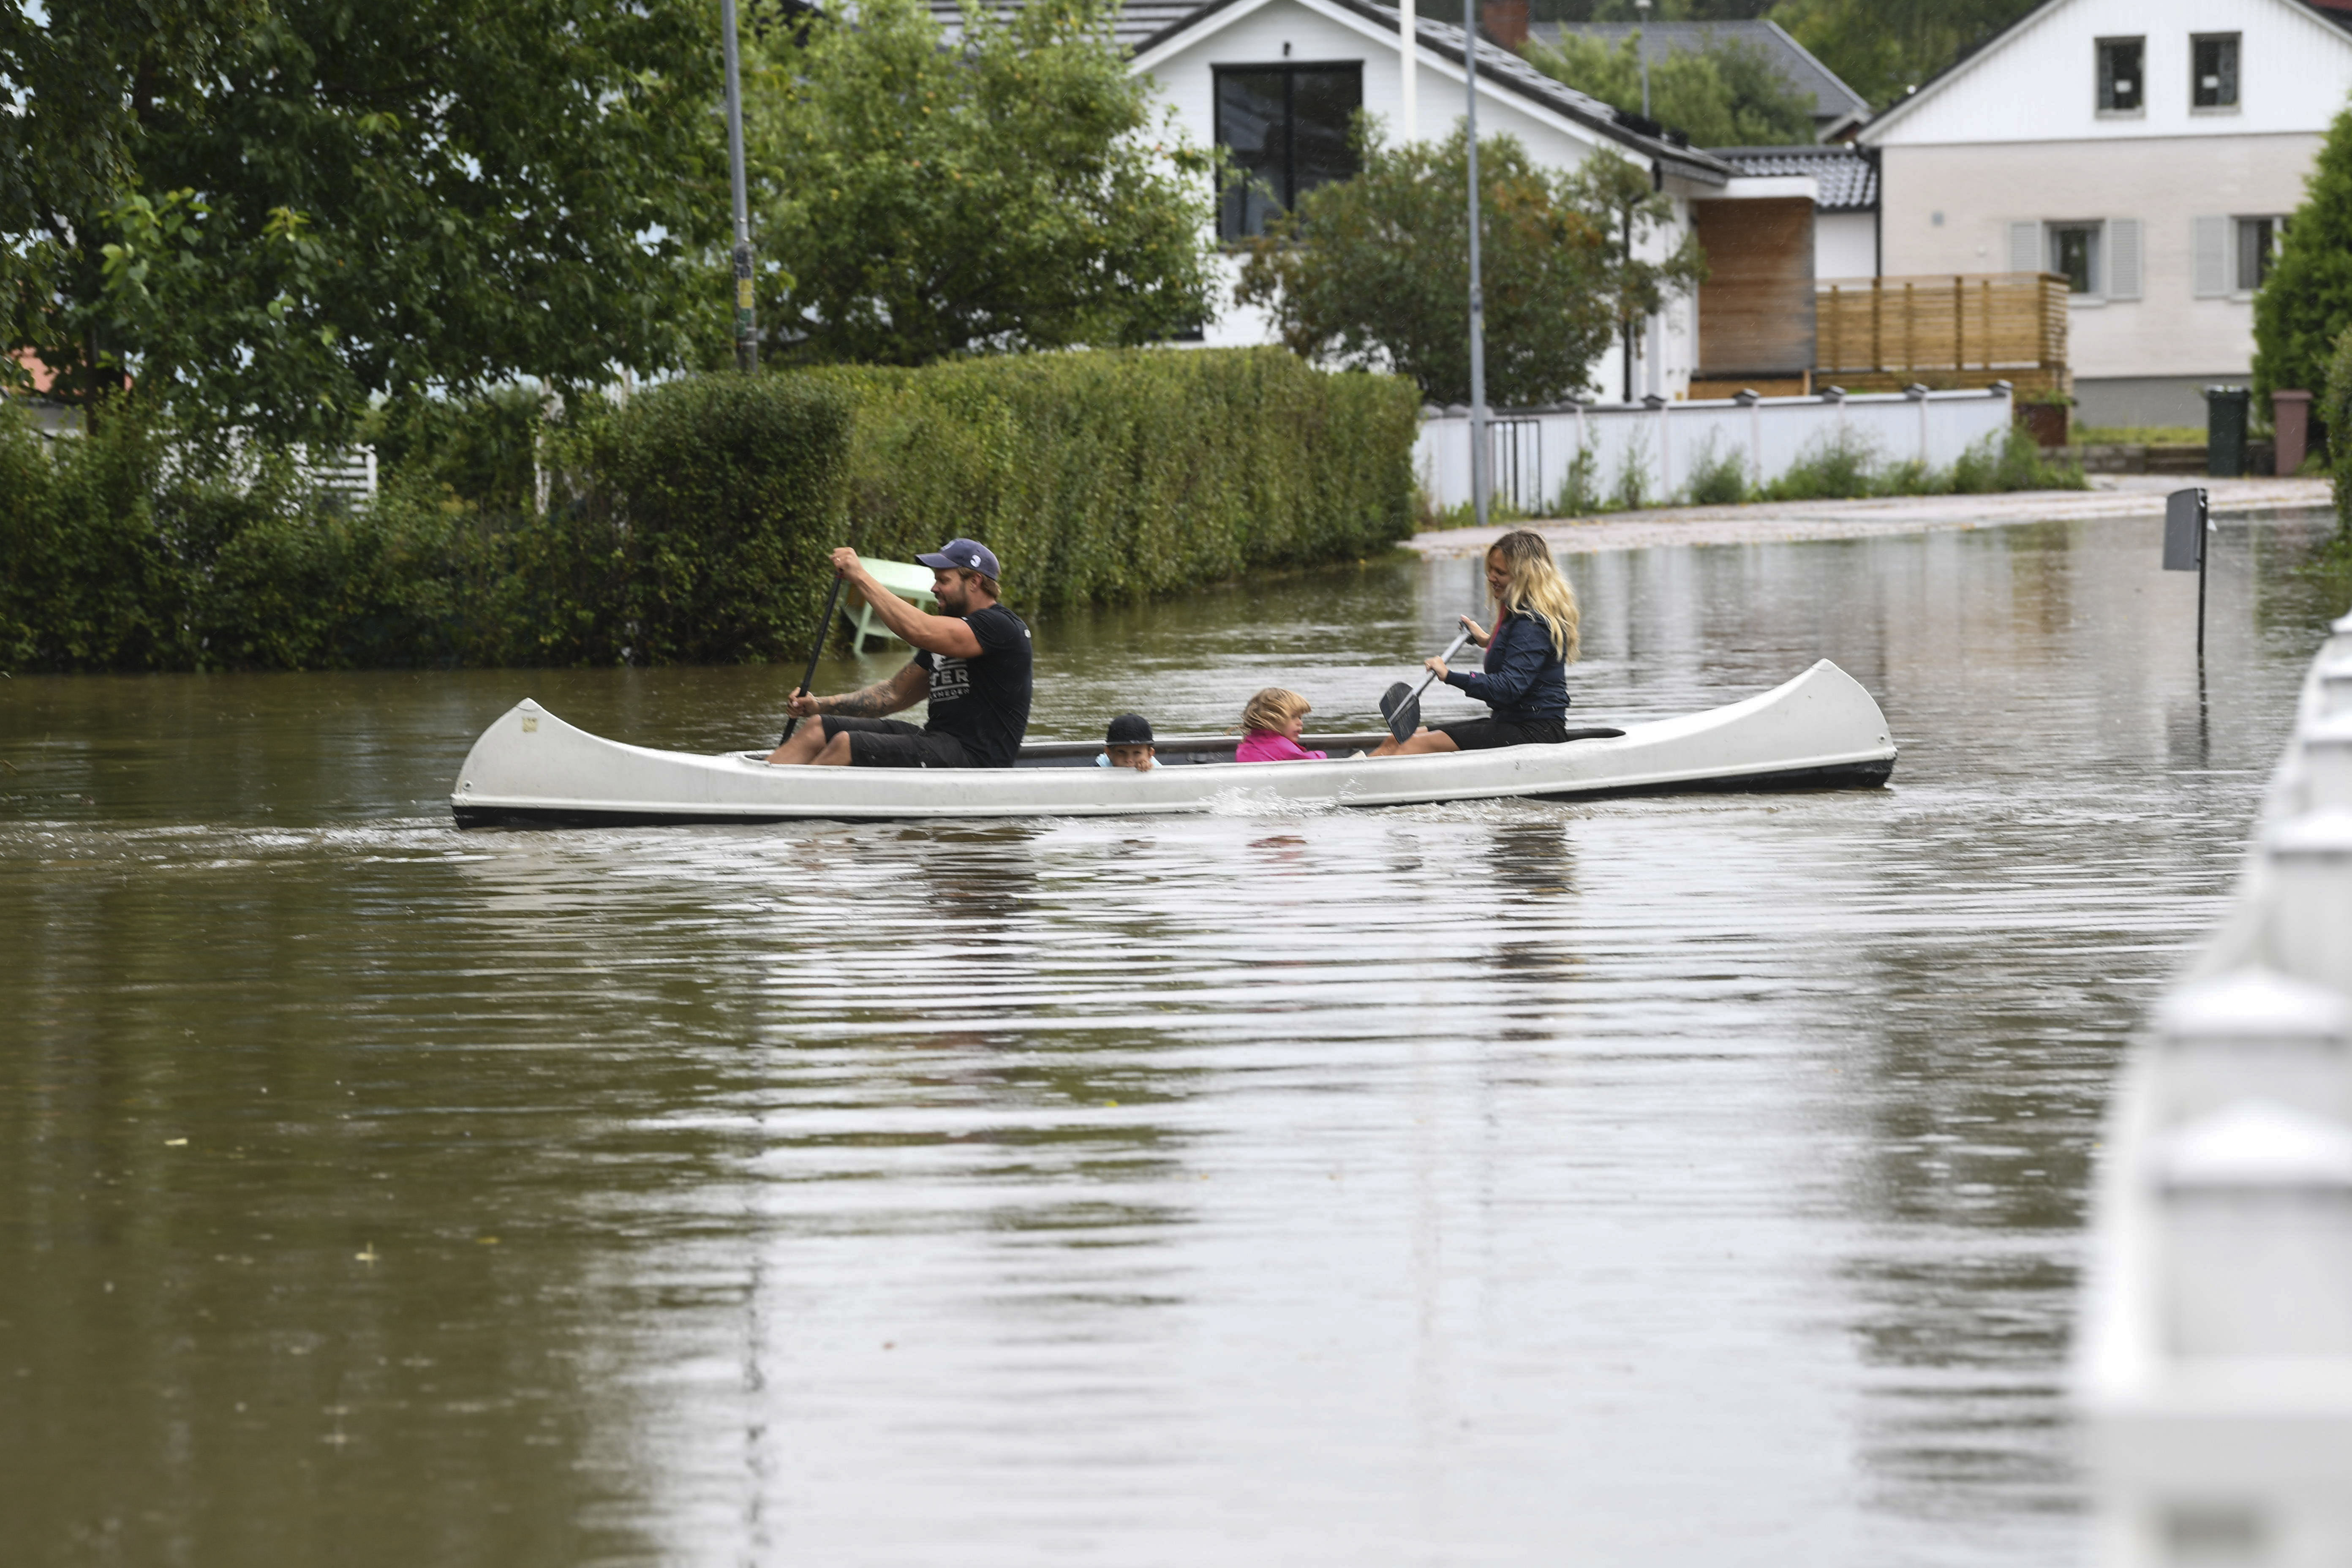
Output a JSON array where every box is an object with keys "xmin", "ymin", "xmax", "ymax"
[
  {"xmin": 1465, "ymin": 0, "xmax": 1489, "ymax": 531},
  {"xmin": 721, "ymin": 0, "xmax": 757, "ymax": 371},
  {"xmin": 1399, "ymin": 0, "xmax": 1417, "ymax": 141},
  {"xmin": 1634, "ymin": 0, "xmax": 1651, "ymax": 119}
]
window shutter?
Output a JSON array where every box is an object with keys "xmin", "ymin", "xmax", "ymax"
[
  {"xmin": 2107, "ymin": 218, "xmax": 2142, "ymax": 299},
  {"xmin": 2008, "ymin": 220, "xmax": 2043, "ymax": 275},
  {"xmin": 2193, "ymin": 216, "xmax": 2230, "ymax": 296}
]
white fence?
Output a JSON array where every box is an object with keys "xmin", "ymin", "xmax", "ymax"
[
  {"xmin": 2078, "ymin": 607, "xmax": 2352, "ymax": 1568},
  {"xmin": 1413, "ymin": 385, "xmax": 2018, "ymax": 514}
]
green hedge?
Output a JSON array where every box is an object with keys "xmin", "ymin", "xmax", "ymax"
[
  {"xmin": 0, "ymin": 349, "xmax": 1416, "ymax": 673},
  {"xmin": 813, "ymin": 347, "xmax": 1418, "ymax": 606}
]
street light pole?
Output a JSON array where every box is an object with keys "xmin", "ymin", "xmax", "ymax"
[
  {"xmin": 1465, "ymin": 0, "xmax": 1488, "ymax": 532},
  {"xmin": 721, "ymin": 0, "xmax": 757, "ymax": 371},
  {"xmin": 1635, "ymin": 0, "xmax": 1652, "ymax": 119}
]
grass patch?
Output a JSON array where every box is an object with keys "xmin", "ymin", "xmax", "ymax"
[{"xmin": 2074, "ymin": 425, "xmax": 2205, "ymax": 445}]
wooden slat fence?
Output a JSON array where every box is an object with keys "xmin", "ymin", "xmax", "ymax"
[{"xmin": 1815, "ymin": 272, "xmax": 2068, "ymax": 396}]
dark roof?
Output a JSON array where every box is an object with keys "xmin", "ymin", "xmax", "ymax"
[
  {"xmin": 928, "ymin": 0, "xmax": 1202, "ymax": 52},
  {"xmin": 1713, "ymin": 144, "xmax": 1876, "ymax": 211},
  {"xmin": 1128, "ymin": 0, "xmax": 1734, "ymax": 184},
  {"xmin": 1526, "ymin": 19, "xmax": 1870, "ymax": 130}
]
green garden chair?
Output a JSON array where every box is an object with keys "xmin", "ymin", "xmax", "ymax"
[{"xmin": 845, "ymin": 556, "xmax": 939, "ymax": 652}]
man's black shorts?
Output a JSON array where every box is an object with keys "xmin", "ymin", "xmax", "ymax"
[
  {"xmin": 819, "ymin": 716, "xmax": 971, "ymax": 768},
  {"xmin": 1434, "ymin": 715, "xmax": 1570, "ymax": 751}
]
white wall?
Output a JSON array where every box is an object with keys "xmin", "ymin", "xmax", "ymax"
[
  {"xmin": 1815, "ymin": 211, "xmax": 1875, "ymax": 281},
  {"xmin": 1863, "ymin": 0, "xmax": 2352, "ymax": 150},
  {"xmin": 1879, "ymin": 136, "xmax": 2318, "ymax": 381},
  {"xmin": 1414, "ymin": 387, "xmax": 2016, "ymax": 513}
]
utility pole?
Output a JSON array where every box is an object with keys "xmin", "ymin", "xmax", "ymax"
[
  {"xmin": 1635, "ymin": 0, "xmax": 1652, "ymax": 118},
  {"xmin": 721, "ymin": 0, "xmax": 757, "ymax": 371},
  {"xmin": 1399, "ymin": 0, "xmax": 1417, "ymax": 141},
  {"xmin": 1465, "ymin": 0, "xmax": 1488, "ymax": 531}
]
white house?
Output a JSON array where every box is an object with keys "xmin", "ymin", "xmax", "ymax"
[
  {"xmin": 1119, "ymin": 0, "xmax": 1829, "ymax": 403},
  {"xmin": 1857, "ymin": 0, "xmax": 2352, "ymax": 427}
]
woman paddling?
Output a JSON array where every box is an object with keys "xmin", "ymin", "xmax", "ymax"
[{"xmin": 1373, "ymin": 528, "xmax": 1579, "ymax": 756}]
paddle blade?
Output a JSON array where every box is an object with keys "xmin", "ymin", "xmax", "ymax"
[{"xmin": 1380, "ymin": 681, "xmax": 1420, "ymax": 744}]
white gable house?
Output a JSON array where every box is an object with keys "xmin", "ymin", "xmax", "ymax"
[
  {"xmin": 1858, "ymin": 0, "xmax": 2352, "ymax": 427},
  {"xmin": 1127, "ymin": 0, "xmax": 1813, "ymax": 403}
]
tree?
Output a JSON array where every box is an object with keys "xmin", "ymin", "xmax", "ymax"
[
  {"xmin": 1772, "ymin": 0, "xmax": 2040, "ymax": 111},
  {"xmin": 1, "ymin": 0, "xmax": 261, "ymax": 406},
  {"xmin": 2254, "ymin": 100, "xmax": 2352, "ymax": 414},
  {"xmin": 6, "ymin": 0, "xmax": 720, "ymax": 443},
  {"xmin": 743, "ymin": 0, "xmax": 1219, "ymax": 366},
  {"xmin": 1234, "ymin": 128, "xmax": 1702, "ymax": 407},
  {"xmin": 1520, "ymin": 30, "xmax": 1816, "ymax": 147}
]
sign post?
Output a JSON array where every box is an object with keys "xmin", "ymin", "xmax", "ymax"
[{"xmin": 2163, "ymin": 487, "xmax": 2210, "ymax": 657}]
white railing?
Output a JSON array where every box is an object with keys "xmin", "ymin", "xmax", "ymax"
[
  {"xmin": 34, "ymin": 419, "xmax": 381, "ymax": 501},
  {"xmin": 2078, "ymin": 607, "xmax": 2352, "ymax": 1568},
  {"xmin": 1413, "ymin": 385, "xmax": 2017, "ymax": 514}
]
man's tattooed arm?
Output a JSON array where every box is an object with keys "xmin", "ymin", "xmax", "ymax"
[
  {"xmin": 825, "ymin": 680, "xmax": 900, "ymax": 718},
  {"xmin": 821, "ymin": 661, "xmax": 927, "ymax": 718}
]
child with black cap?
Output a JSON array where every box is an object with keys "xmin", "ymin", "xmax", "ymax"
[{"xmin": 1097, "ymin": 713, "xmax": 1157, "ymax": 770}]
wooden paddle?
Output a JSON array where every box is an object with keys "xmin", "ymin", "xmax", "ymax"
[
  {"xmin": 1382, "ymin": 625, "xmax": 1478, "ymax": 743},
  {"xmin": 779, "ymin": 540, "xmax": 862, "ymax": 746}
]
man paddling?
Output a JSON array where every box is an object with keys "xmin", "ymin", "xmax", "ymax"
[{"xmin": 765, "ymin": 539, "xmax": 1033, "ymax": 768}]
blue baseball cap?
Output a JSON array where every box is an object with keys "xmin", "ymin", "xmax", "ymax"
[{"xmin": 916, "ymin": 538, "xmax": 1001, "ymax": 579}]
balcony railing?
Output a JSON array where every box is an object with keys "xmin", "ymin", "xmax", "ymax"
[{"xmin": 1815, "ymin": 272, "xmax": 2069, "ymax": 395}]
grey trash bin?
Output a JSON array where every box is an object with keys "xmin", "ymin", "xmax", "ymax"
[{"xmin": 2205, "ymin": 385, "xmax": 2251, "ymax": 478}]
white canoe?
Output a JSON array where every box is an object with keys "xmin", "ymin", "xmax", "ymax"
[{"xmin": 450, "ymin": 659, "xmax": 1895, "ymax": 827}]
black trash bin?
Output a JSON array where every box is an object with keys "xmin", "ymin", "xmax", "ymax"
[{"xmin": 2205, "ymin": 385, "xmax": 2251, "ymax": 478}]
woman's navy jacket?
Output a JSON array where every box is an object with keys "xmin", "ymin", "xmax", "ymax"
[{"xmin": 1440, "ymin": 610, "xmax": 1569, "ymax": 722}]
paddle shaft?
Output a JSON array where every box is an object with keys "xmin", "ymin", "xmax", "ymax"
[
  {"xmin": 779, "ymin": 547, "xmax": 860, "ymax": 746},
  {"xmin": 1406, "ymin": 627, "xmax": 1478, "ymax": 708}
]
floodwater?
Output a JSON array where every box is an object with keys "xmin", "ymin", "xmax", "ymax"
[{"xmin": 3, "ymin": 513, "xmax": 2344, "ymax": 1567}]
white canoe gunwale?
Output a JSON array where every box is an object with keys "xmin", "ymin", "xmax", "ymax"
[{"xmin": 449, "ymin": 659, "xmax": 1897, "ymax": 828}]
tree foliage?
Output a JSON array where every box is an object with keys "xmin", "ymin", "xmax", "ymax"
[
  {"xmin": 1520, "ymin": 28, "xmax": 1816, "ymax": 146},
  {"xmin": 5, "ymin": 0, "xmax": 720, "ymax": 443},
  {"xmin": 1772, "ymin": 0, "xmax": 2040, "ymax": 110},
  {"xmin": 744, "ymin": 0, "xmax": 1218, "ymax": 366},
  {"xmin": 2254, "ymin": 100, "xmax": 2352, "ymax": 415},
  {"xmin": 1235, "ymin": 128, "xmax": 1703, "ymax": 407}
]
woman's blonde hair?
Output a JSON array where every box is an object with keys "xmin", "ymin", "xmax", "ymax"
[
  {"xmin": 1488, "ymin": 529, "xmax": 1580, "ymax": 662},
  {"xmin": 1239, "ymin": 687, "xmax": 1312, "ymax": 736}
]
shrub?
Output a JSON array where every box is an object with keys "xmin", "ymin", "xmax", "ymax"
[
  {"xmin": 1554, "ymin": 436, "xmax": 1604, "ymax": 515},
  {"xmin": 1948, "ymin": 426, "xmax": 2086, "ymax": 494},
  {"xmin": 808, "ymin": 348, "xmax": 1417, "ymax": 607},
  {"xmin": 1682, "ymin": 434, "xmax": 1751, "ymax": 506},
  {"xmin": 599, "ymin": 373, "xmax": 855, "ymax": 664},
  {"xmin": 1765, "ymin": 425, "xmax": 1880, "ymax": 500},
  {"xmin": 0, "ymin": 404, "xmax": 186, "ymax": 672}
]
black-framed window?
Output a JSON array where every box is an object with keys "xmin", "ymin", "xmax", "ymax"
[
  {"xmin": 1214, "ymin": 64, "xmax": 1362, "ymax": 241},
  {"xmin": 2193, "ymin": 33, "xmax": 2240, "ymax": 109},
  {"xmin": 2050, "ymin": 222, "xmax": 2102, "ymax": 294},
  {"xmin": 2097, "ymin": 36, "xmax": 2144, "ymax": 113}
]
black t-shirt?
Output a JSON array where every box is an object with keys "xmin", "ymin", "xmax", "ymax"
[{"xmin": 915, "ymin": 602, "xmax": 1033, "ymax": 767}]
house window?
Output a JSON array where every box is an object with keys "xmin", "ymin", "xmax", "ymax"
[
  {"xmin": 2192, "ymin": 34, "xmax": 2239, "ymax": 109},
  {"xmin": 2050, "ymin": 222, "xmax": 2103, "ymax": 294},
  {"xmin": 2097, "ymin": 37, "xmax": 2144, "ymax": 113},
  {"xmin": 1214, "ymin": 64, "xmax": 1362, "ymax": 241},
  {"xmin": 2236, "ymin": 215, "xmax": 2287, "ymax": 291}
]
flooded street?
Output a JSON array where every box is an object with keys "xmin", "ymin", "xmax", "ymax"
[{"xmin": 3, "ymin": 512, "xmax": 2344, "ymax": 1566}]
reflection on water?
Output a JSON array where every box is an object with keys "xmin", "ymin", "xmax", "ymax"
[{"xmin": 1, "ymin": 514, "xmax": 2343, "ymax": 1566}]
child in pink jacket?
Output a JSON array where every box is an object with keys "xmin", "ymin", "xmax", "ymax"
[{"xmin": 1234, "ymin": 688, "xmax": 1328, "ymax": 763}]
